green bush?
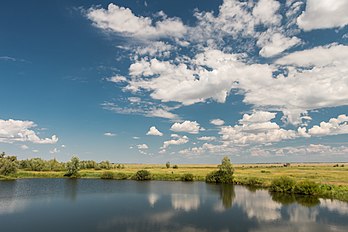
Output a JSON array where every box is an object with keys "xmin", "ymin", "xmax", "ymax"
[
  {"xmin": 294, "ymin": 180, "xmax": 319, "ymax": 195},
  {"xmin": 114, "ymin": 172, "xmax": 128, "ymax": 180},
  {"xmin": 181, "ymin": 173, "xmax": 194, "ymax": 181},
  {"xmin": 65, "ymin": 156, "xmax": 80, "ymax": 178},
  {"xmin": 134, "ymin": 170, "xmax": 151, "ymax": 181},
  {"xmin": 205, "ymin": 156, "xmax": 234, "ymax": 184},
  {"xmin": 172, "ymin": 165, "xmax": 178, "ymax": 169},
  {"xmin": 245, "ymin": 177, "xmax": 264, "ymax": 186},
  {"xmin": 269, "ymin": 176, "xmax": 295, "ymax": 193},
  {"xmin": 166, "ymin": 162, "xmax": 170, "ymax": 168},
  {"xmin": 206, "ymin": 170, "xmax": 233, "ymax": 184},
  {"xmin": 0, "ymin": 158, "xmax": 18, "ymax": 176},
  {"xmin": 100, "ymin": 171, "xmax": 114, "ymax": 179}
]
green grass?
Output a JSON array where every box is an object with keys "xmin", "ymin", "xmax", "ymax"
[{"xmin": 6, "ymin": 163, "xmax": 348, "ymax": 202}]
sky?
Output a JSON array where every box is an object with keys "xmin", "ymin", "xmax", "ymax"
[{"xmin": 1, "ymin": 0, "xmax": 348, "ymax": 164}]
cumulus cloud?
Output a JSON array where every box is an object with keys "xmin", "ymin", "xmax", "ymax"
[
  {"xmin": 92, "ymin": 0, "xmax": 348, "ymax": 132},
  {"xmin": 162, "ymin": 134, "xmax": 189, "ymax": 149},
  {"xmin": 170, "ymin": 121, "xmax": 203, "ymax": 134},
  {"xmin": 257, "ymin": 31, "xmax": 301, "ymax": 57},
  {"xmin": 197, "ymin": 136, "xmax": 216, "ymax": 141},
  {"xmin": 104, "ymin": 132, "xmax": 116, "ymax": 136},
  {"xmin": 146, "ymin": 126, "xmax": 163, "ymax": 136},
  {"xmin": 308, "ymin": 114, "xmax": 348, "ymax": 136},
  {"xmin": 210, "ymin": 119, "xmax": 225, "ymax": 126},
  {"xmin": 87, "ymin": 3, "xmax": 187, "ymax": 39},
  {"xmin": 220, "ymin": 111, "xmax": 298, "ymax": 145},
  {"xmin": 137, "ymin": 144, "xmax": 149, "ymax": 149},
  {"xmin": 297, "ymin": 0, "xmax": 348, "ymax": 31},
  {"xmin": 251, "ymin": 144, "xmax": 348, "ymax": 157},
  {"xmin": 0, "ymin": 119, "xmax": 58, "ymax": 144},
  {"xmin": 107, "ymin": 75, "xmax": 127, "ymax": 83}
]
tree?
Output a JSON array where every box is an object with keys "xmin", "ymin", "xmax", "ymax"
[
  {"xmin": 134, "ymin": 170, "xmax": 151, "ymax": 180},
  {"xmin": 166, "ymin": 161, "xmax": 170, "ymax": 168},
  {"xmin": 206, "ymin": 156, "xmax": 234, "ymax": 184},
  {"xmin": 65, "ymin": 156, "xmax": 80, "ymax": 177},
  {"xmin": 0, "ymin": 153, "xmax": 18, "ymax": 176}
]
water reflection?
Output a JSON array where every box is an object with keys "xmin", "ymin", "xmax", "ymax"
[
  {"xmin": 64, "ymin": 179, "xmax": 78, "ymax": 201},
  {"xmin": 319, "ymin": 199, "xmax": 348, "ymax": 215},
  {"xmin": 148, "ymin": 193, "xmax": 159, "ymax": 207},
  {"xmin": 1, "ymin": 180, "xmax": 348, "ymax": 232},
  {"xmin": 0, "ymin": 181, "xmax": 29, "ymax": 215},
  {"xmin": 233, "ymin": 187, "xmax": 282, "ymax": 222},
  {"xmin": 270, "ymin": 192, "xmax": 320, "ymax": 207},
  {"xmin": 171, "ymin": 194, "xmax": 200, "ymax": 211}
]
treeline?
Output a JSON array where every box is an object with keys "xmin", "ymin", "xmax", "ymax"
[{"xmin": 0, "ymin": 152, "xmax": 124, "ymax": 177}]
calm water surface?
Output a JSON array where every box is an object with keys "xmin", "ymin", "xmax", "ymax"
[{"xmin": 0, "ymin": 179, "xmax": 348, "ymax": 232}]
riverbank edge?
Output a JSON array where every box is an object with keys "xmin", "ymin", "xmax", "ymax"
[{"xmin": 1, "ymin": 170, "xmax": 348, "ymax": 203}]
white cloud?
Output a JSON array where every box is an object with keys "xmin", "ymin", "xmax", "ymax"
[
  {"xmin": 128, "ymin": 97, "xmax": 141, "ymax": 103},
  {"xmin": 276, "ymin": 43, "xmax": 348, "ymax": 67},
  {"xmin": 170, "ymin": 121, "xmax": 202, "ymax": 134},
  {"xmin": 146, "ymin": 126, "xmax": 163, "ymax": 136},
  {"xmin": 257, "ymin": 31, "xmax": 301, "ymax": 57},
  {"xmin": 162, "ymin": 135, "xmax": 189, "ymax": 149},
  {"xmin": 137, "ymin": 144, "xmax": 149, "ymax": 149},
  {"xmin": 0, "ymin": 119, "xmax": 58, "ymax": 144},
  {"xmin": 239, "ymin": 110, "xmax": 277, "ymax": 124},
  {"xmin": 308, "ymin": 114, "xmax": 348, "ymax": 136},
  {"xmin": 87, "ymin": 3, "xmax": 187, "ymax": 39},
  {"xmin": 92, "ymin": 0, "xmax": 348, "ymax": 130},
  {"xmin": 252, "ymin": 0, "xmax": 282, "ymax": 26},
  {"xmin": 220, "ymin": 111, "xmax": 299, "ymax": 145},
  {"xmin": 297, "ymin": 0, "xmax": 348, "ymax": 31},
  {"xmin": 49, "ymin": 148, "xmax": 59, "ymax": 154},
  {"xmin": 210, "ymin": 119, "xmax": 225, "ymax": 126},
  {"xmin": 102, "ymin": 102, "xmax": 178, "ymax": 119},
  {"xmin": 104, "ymin": 132, "xmax": 116, "ymax": 137},
  {"xmin": 136, "ymin": 41, "xmax": 173, "ymax": 57},
  {"xmin": 251, "ymin": 144, "xmax": 348, "ymax": 157},
  {"xmin": 107, "ymin": 75, "xmax": 127, "ymax": 83},
  {"xmin": 20, "ymin": 145, "xmax": 28, "ymax": 150},
  {"xmin": 197, "ymin": 136, "xmax": 216, "ymax": 141}
]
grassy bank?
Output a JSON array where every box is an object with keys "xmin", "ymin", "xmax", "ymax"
[{"xmin": 5, "ymin": 163, "xmax": 348, "ymax": 202}]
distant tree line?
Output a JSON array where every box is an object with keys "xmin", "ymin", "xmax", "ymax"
[{"xmin": 0, "ymin": 151, "xmax": 125, "ymax": 177}]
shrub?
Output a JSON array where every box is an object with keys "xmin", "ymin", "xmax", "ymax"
[
  {"xmin": 166, "ymin": 162, "xmax": 170, "ymax": 168},
  {"xmin": 65, "ymin": 156, "xmax": 80, "ymax": 178},
  {"xmin": 205, "ymin": 156, "xmax": 234, "ymax": 184},
  {"xmin": 181, "ymin": 173, "xmax": 194, "ymax": 181},
  {"xmin": 261, "ymin": 170, "xmax": 270, "ymax": 174},
  {"xmin": 135, "ymin": 170, "xmax": 151, "ymax": 181},
  {"xmin": 114, "ymin": 172, "xmax": 128, "ymax": 180},
  {"xmin": 294, "ymin": 180, "xmax": 319, "ymax": 195},
  {"xmin": 206, "ymin": 170, "xmax": 233, "ymax": 184},
  {"xmin": 173, "ymin": 165, "xmax": 178, "ymax": 169},
  {"xmin": 100, "ymin": 171, "xmax": 114, "ymax": 179},
  {"xmin": 28, "ymin": 158, "xmax": 46, "ymax": 171},
  {"xmin": 0, "ymin": 158, "xmax": 18, "ymax": 176},
  {"xmin": 245, "ymin": 177, "xmax": 264, "ymax": 186},
  {"xmin": 269, "ymin": 176, "xmax": 295, "ymax": 193}
]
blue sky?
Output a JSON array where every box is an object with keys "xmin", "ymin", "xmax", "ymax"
[{"xmin": 1, "ymin": 0, "xmax": 348, "ymax": 164}]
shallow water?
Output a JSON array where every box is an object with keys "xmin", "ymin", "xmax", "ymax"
[{"xmin": 0, "ymin": 179, "xmax": 347, "ymax": 232}]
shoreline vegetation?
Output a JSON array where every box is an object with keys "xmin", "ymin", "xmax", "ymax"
[{"xmin": 1, "ymin": 153, "xmax": 348, "ymax": 202}]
